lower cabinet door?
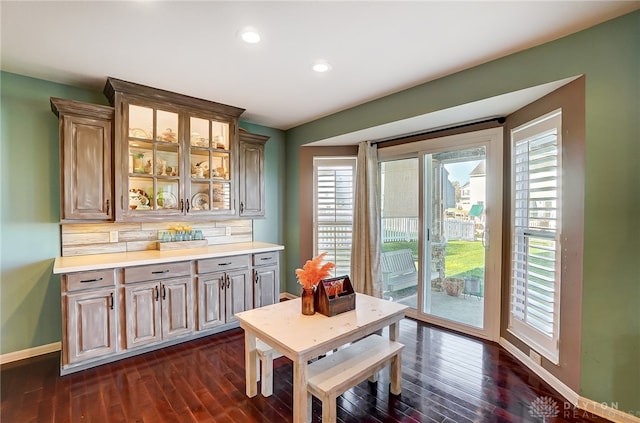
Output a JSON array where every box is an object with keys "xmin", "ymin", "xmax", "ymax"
[
  {"xmin": 225, "ymin": 269, "xmax": 252, "ymax": 323},
  {"xmin": 161, "ymin": 278, "xmax": 193, "ymax": 339},
  {"xmin": 253, "ymin": 265, "xmax": 278, "ymax": 308},
  {"xmin": 197, "ymin": 274, "xmax": 225, "ymax": 330},
  {"xmin": 66, "ymin": 288, "xmax": 116, "ymax": 364},
  {"xmin": 125, "ymin": 282, "xmax": 162, "ymax": 349}
]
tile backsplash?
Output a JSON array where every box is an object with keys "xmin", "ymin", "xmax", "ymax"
[{"xmin": 61, "ymin": 220, "xmax": 252, "ymax": 257}]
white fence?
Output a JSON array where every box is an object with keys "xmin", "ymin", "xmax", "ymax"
[{"xmin": 381, "ymin": 217, "xmax": 476, "ymax": 243}]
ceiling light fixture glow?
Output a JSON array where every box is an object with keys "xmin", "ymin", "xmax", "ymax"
[
  {"xmin": 312, "ymin": 61, "xmax": 332, "ymax": 73},
  {"xmin": 240, "ymin": 28, "xmax": 261, "ymax": 44}
]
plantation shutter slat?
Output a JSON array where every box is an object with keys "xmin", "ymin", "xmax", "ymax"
[{"xmin": 314, "ymin": 158, "xmax": 356, "ymax": 277}]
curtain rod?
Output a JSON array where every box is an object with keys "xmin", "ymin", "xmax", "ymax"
[{"xmin": 371, "ymin": 116, "xmax": 506, "ymax": 146}]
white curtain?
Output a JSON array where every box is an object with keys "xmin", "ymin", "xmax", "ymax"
[{"xmin": 350, "ymin": 141, "xmax": 382, "ymax": 297}]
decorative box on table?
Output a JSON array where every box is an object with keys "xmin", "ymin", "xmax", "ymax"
[{"xmin": 315, "ymin": 275, "xmax": 355, "ymax": 317}]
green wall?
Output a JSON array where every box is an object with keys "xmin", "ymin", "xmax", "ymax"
[
  {"xmin": 0, "ymin": 72, "xmax": 107, "ymax": 354},
  {"xmin": 284, "ymin": 11, "xmax": 639, "ymax": 412},
  {"xmin": 0, "ymin": 73, "xmax": 286, "ymax": 355}
]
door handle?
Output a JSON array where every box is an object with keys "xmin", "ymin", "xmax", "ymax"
[
  {"xmin": 109, "ymin": 292, "xmax": 114, "ymax": 310},
  {"xmin": 482, "ymin": 228, "xmax": 489, "ymax": 249}
]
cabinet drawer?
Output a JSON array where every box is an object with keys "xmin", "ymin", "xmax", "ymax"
[
  {"xmin": 124, "ymin": 261, "xmax": 191, "ymax": 283},
  {"xmin": 197, "ymin": 255, "xmax": 250, "ymax": 274},
  {"xmin": 253, "ymin": 252, "xmax": 279, "ymax": 266},
  {"xmin": 65, "ymin": 269, "xmax": 115, "ymax": 292}
]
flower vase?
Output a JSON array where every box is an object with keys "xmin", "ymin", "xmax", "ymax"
[{"xmin": 301, "ymin": 287, "xmax": 315, "ymax": 315}]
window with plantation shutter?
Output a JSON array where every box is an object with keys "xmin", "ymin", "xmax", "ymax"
[
  {"xmin": 509, "ymin": 110, "xmax": 562, "ymax": 364},
  {"xmin": 313, "ymin": 157, "xmax": 356, "ymax": 277}
]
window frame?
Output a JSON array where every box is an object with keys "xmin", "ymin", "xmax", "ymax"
[{"xmin": 508, "ymin": 109, "xmax": 563, "ymax": 364}]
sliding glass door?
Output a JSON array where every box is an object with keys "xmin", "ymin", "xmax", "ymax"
[{"xmin": 379, "ymin": 128, "xmax": 502, "ymax": 340}]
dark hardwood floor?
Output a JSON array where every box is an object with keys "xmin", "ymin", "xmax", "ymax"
[{"xmin": 1, "ymin": 319, "xmax": 612, "ymax": 422}]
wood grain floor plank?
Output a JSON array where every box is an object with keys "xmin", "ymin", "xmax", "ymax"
[{"xmin": 1, "ymin": 319, "xmax": 614, "ymax": 423}]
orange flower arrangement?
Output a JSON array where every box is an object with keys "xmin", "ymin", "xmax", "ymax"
[{"xmin": 295, "ymin": 252, "xmax": 335, "ymax": 290}]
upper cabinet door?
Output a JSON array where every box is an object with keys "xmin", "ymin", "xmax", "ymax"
[
  {"xmin": 239, "ymin": 129, "xmax": 270, "ymax": 218},
  {"xmin": 187, "ymin": 114, "xmax": 237, "ymax": 217},
  {"xmin": 122, "ymin": 102, "xmax": 184, "ymax": 220},
  {"xmin": 104, "ymin": 78, "xmax": 244, "ymax": 222},
  {"xmin": 51, "ymin": 98, "xmax": 114, "ymax": 221}
]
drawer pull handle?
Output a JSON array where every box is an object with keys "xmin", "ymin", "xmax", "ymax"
[
  {"xmin": 218, "ymin": 262, "xmax": 231, "ymax": 266},
  {"xmin": 260, "ymin": 257, "xmax": 271, "ymax": 261},
  {"xmin": 151, "ymin": 270, "xmax": 170, "ymax": 274},
  {"xmin": 80, "ymin": 277, "xmax": 103, "ymax": 283}
]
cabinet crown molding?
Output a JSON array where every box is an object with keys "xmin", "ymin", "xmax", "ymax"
[
  {"xmin": 104, "ymin": 77, "xmax": 245, "ymax": 118},
  {"xmin": 50, "ymin": 97, "xmax": 114, "ymax": 120}
]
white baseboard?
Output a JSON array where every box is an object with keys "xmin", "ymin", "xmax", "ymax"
[
  {"xmin": 499, "ymin": 337, "xmax": 640, "ymax": 423},
  {"xmin": 0, "ymin": 342, "xmax": 61, "ymax": 365},
  {"xmin": 280, "ymin": 292, "xmax": 297, "ymax": 300}
]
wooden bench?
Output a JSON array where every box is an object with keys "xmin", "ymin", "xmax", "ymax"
[
  {"xmin": 306, "ymin": 334, "xmax": 404, "ymax": 423},
  {"xmin": 256, "ymin": 338, "xmax": 283, "ymax": 397},
  {"xmin": 381, "ymin": 249, "xmax": 418, "ymax": 292}
]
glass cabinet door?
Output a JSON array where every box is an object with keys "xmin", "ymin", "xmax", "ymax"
[
  {"xmin": 188, "ymin": 116, "xmax": 233, "ymax": 214},
  {"xmin": 126, "ymin": 104, "xmax": 182, "ymax": 215}
]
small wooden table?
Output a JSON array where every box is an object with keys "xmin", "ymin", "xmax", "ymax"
[{"xmin": 235, "ymin": 293, "xmax": 408, "ymax": 423}]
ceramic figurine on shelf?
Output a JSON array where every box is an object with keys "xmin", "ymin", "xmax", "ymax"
[
  {"xmin": 158, "ymin": 159, "xmax": 167, "ymax": 176},
  {"xmin": 144, "ymin": 160, "xmax": 153, "ymax": 174}
]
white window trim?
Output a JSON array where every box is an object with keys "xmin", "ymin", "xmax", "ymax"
[
  {"xmin": 312, "ymin": 157, "xmax": 357, "ymax": 277},
  {"xmin": 508, "ymin": 109, "xmax": 562, "ymax": 364}
]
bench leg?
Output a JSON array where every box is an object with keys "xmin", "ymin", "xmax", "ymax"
[
  {"xmin": 390, "ymin": 353, "xmax": 402, "ymax": 395},
  {"xmin": 321, "ymin": 394, "xmax": 337, "ymax": 423},
  {"xmin": 260, "ymin": 351, "xmax": 274, "ymax": 397}
]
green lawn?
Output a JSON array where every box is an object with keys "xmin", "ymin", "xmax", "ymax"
[{"xmin": 381, "ymin": 240, "xmax": 484, "ymax": 279}]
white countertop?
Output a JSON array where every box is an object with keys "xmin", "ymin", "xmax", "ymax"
[{"xmin": 53, "ymin": 241, "xmax": 284, "ymax": 274}]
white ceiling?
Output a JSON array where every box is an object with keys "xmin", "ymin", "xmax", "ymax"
[{"xmin": 1, "ymin": 1, "xmax": 638, "ymax": 134}]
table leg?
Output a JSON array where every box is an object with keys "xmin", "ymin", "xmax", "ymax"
[
  {"xmin": 245, "ymin": 333, "xmax": 257, "ymax": 397},
  {"xmin": 389, "ymin": 321, "xmax": 399, "ymax": 342},
  {"xmin": 292, "ymin": 360, "xmax": 309, "ymax": 423}
]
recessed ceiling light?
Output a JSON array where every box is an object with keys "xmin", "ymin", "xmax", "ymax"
[
  {"xmin": 240, "ymin": 28, "xmax": 261, "ymax": 44},
  {"xmin": 312, "ymin": 61, "xmax": 332, "ymax": 73}
]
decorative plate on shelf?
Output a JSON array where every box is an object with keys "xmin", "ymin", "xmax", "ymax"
[
  {"xmin": 129, "ymin": 128, "xmax": 150, "ymax": 139},
  {"xmin": 129, "ymin": 189, "xmax": 150, "ymax": 210},
  {"xmin": 156, "ymin": 191, "xmax": 177, "ymax": 209},
  {"xmin": 191, "ymin": 193, "xmax": 209, "ymax": 210}
]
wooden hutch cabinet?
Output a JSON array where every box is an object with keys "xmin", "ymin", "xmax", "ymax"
[
  {"xmin": 51, "ymin": 98, "xmax": 114, "ymax": 221},
  {"xmin": 239, "ymin": 128, "xmax": 269, "ymax": 218},
  {"xmin": 103, "ymin": 78, "xmax": 245, "ymax": 221}
]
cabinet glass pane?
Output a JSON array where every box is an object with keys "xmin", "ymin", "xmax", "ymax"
[
  {"xmin": 190, "ymin": 117, "xmax": 210, "ymax": 147},
  {"xmin": 190, "ymin": 150, "xmax": 210, "ymax": 179},
  {"xmin": 129, "ymin": 141, "xmax": 153, "ymax": 175},
  {"xmin": 156, "ymin": 110, "xmax": 179, "ymax": 143},
  {"xmin": 190, "ymin": 182, "xmax": 210, "ymax": 211},
  {"xmin": 212, "ymin": 121, "xmax": 229, "ymax": 150},
  {"xmin": 129, "ymin": 105, "xmax": 153, "ymax": 139},
  {"xmin": 212, "ymin": 152, "xmax": 229, "ymax": 180},
  {"xmin": 129, "ymin": 178, "xmax": 154, "ymax": 211},
  {"xmin": 157, "ymin": 145, "xmax": 179, "ymax": 177},
  {"xmin": 156, "ymin": 181, "xmax": 179, "ymax": 210},
  {"xmin": 212, "ymin": 182, "xmax": 230, "ymax": 210}
]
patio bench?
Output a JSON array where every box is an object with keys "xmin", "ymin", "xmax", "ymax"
[
  {"xmin": 306, "ymin": 334, "xmax": 404, "ymax": 423},
  {"xmin": 381, "ymin": 249, "xmax": 418, "ymax": 292}
]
